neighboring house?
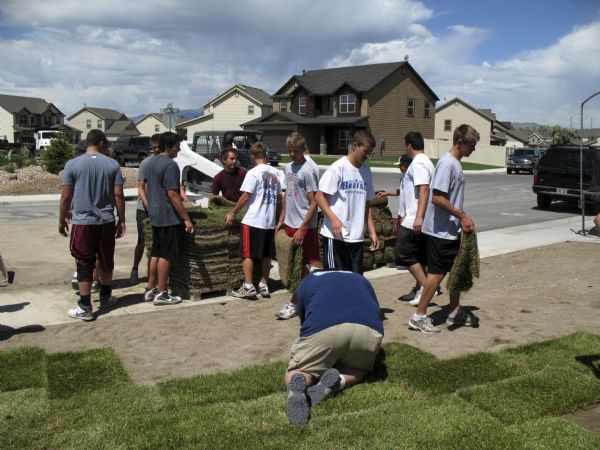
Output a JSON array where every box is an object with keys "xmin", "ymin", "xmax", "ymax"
[
  {"xmin": 575, "ymin": 128, "xmax": 600, "ymax": 145},
  {"xmin": 136, "ymin": 113, "xmax": 188, "ymax": 136},
  {"xmin": 435, "ymin": 97, "xmax": 527, "ymax": 149},
  {"xmin": 242, "ymin": 61, "xmax": 438, "ymax": 155},
  {"xmin": 0, "ymin": 93, "xmax": 65, "ymax": 144},
  {"xmin": 67, "ymin": 106, "xmax": 139, "ymax": 141},
  {"xmin": 528, "ymin": 130, "xmax": 551, "ymax": 147},
  {"xmin": 178, "ymin": 84, "xmax": 273, "ymax": 139}
]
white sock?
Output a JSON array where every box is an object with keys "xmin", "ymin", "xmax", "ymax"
[
  {"xmin": 339, "ymin": 374, "xmax": 346, "ymax": 390},
  {"xmin": 412, "ymin": 313, "xmax": 426, "ymax": 321},
  {"xmin": 244, "ymin": 282, "xmax": 254, "ymax": 289},
  {"xmin": 259, "ymin": 282, "xmax": 268, "ymax": 288}
]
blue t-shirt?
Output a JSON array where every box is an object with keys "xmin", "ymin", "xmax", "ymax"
[
  {"xmin": 62, "ymin": 152, "xmax": 124, "ymax": 225},
  {"xmin": 296, "ymin": 271, "xmax": 384, "ymax": 337},
  {"xmin": 145, "ymin": 155, "xmax": 182, "ymax": 227}
]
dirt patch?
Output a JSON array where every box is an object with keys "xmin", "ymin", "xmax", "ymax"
[{"xmin": 1, "ymin": 241, "xmax": 599, "ymax": 386}]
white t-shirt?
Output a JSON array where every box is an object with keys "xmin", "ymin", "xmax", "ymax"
[
  {"xmin": 284, "ymin": 160, "xmax": 319, "ymax": 229},
  {"xmin": 401, "ymin": 152, "xmax": 434, "ymax": 230},
  {"xmin": 422, "ymin": 152, "xmax": 465, "ymax": 240},
  {"xmin": 240, "ymin": 163, "xmax": 282, "ymax": 229},
  {"xmin": 397, "ymin": 173, "xmax": 406, "ymax": 218},
  {"xmin": 319, "ymin": 156, "xmax": 375, "ymax": 243}
]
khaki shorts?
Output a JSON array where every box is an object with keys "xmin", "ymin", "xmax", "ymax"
[{"xmin": 287, "ymin": 323, "xmax": 383, "ymax": 378}]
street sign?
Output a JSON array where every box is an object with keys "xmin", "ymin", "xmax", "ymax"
[{"xmin": 160, "ymin": 103, "xmax": 180, "ymax": 131}]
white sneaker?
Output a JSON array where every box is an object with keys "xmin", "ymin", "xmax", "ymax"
[
  {"xmin": 275, "ymin": 302, "xmax": 297, "ymax": 320},
  {"xmin": 144, "ymin": 287, "xmax": 158, "ymax": 302},
  {"xmin": 67, "ymin": 306, "xmax": 93, "ymax": 321},
  {"xmin": 408, "ymin": 287, "xmax": 423, "ymax": 306},
  {"xmin": 258, "ymin": 283, "xmax": 270, "ymax": 298}
]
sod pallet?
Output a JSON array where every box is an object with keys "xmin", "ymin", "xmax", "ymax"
[{"xmin": 144, "ymin": 201, "xmax": 244, "ymax": 300}]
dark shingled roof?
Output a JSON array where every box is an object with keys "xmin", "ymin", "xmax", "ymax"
[
  {"xmin": 239, "ymin": 85, "xmax": 273, "ymax": 106},
  {"xmin": 86, "ymin": 107, "xmax": 126, "ymax": 120},
  {"xmin": 0, "ymin": 93, "xmax": 64, "ymax": 115}
]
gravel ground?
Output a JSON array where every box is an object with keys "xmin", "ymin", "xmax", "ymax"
[{"xmin": 0, "ymin": 165, "xmax": 139, "ymax": 195}]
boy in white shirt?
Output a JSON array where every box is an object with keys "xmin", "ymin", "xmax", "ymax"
[
  {"xmin": 226, "ymin": 142, "xmax": 282, "ymax": 299},
  {"xmin": 316, "ymin": 130, "xmax": 379, "ymax": 274}
]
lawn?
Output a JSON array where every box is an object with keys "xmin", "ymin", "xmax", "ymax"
[
  {"xmin": 1, "ymin": 332, "xmax": 599, "ymax": 448},
  {"xmin": 280, "ymin": 154, "xmax": 501, "ymax": 170}
]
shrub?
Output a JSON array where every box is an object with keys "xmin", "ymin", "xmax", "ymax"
[
  {"xmin": 41, "ymin": 133, "xmax": 73, "ymax": 174},
  {"xmin": 4, "ymin": 164, "xmax": 15, "ymax": 173},
  {"xmin": 10, "ymin": 153, "xmax": 33, "ymax": 169}
]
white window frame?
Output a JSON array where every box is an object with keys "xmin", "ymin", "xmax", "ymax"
[
  {"xmin": 97, "ymin": 119, "xmax": 102, "ymax": 129},
  {"xmin": 444, "ymin": 119, "xmax": 452, "ymax": 132},
  {"xmin": 280, "ymin": 98, "xmax": 288, "ymax": 112},
  {"xmin": 248, "ymin": 104, "xmax": 254, "ymax": 115},
  {"xmin": 86, "ymin": 119, "xmax": 92, "ymax": 129},
  {"xmin": 298, "ymin": 96, "xmax": 307, "ymax": 115},
  {"xmin": 339, "ymin": 94, "xmax": 356, "ymax": 113},
  {"xmin": 407, "ymin": 97, "xmax": 415, "ymax": 117},
  {"xmin": 338, "ymin": 130, "xmax": 351, "ymax": 151},
  {"xmin": 155, "ymin": 124, "xmax": 160, "ymax": 132},
  {"xmin": 424, "ymin": 100, "xmax": 431, "ymax": 118}
]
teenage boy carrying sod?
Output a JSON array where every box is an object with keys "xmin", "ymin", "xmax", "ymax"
[
  {"xmin": 226, "ymin": 142, "xmax": 282, "ymax": 299},
  {"xmin": 316, "ymin": 129, "xmax": 379, "ymax": 274},
  {"xmin": 408, "ymin": 124, "xmax": 479, "ymax": 334},
  {"xmin": 145, "ymin": 132, "xmax": 195, "ymax": 305},
  {"xmin": 275, "ymin": 132, "xmax": 320, "ymax": 320}
]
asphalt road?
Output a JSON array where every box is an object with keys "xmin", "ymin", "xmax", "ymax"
[{"xmin": 0, "ymin": 171, "xmax": 591, "ymax": 232}]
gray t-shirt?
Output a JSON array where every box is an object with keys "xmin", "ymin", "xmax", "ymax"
[
  {"xmin": 422, "ymin": 152, "xmax": 465, "ymax": 240},
  {"xmin": 136, "ymin": 155, "xmax": 154, "ymax": 211},
  {"xmin": 145, "ymin": 155, "xmax": 182, "ymax": 227},
  {"xmin": 284, "ymin": 160, "xmax": 319, "ymax": 229},
  {"xmin": 62, "ymin": 152, "xmax": 124, "ymax": 225}
]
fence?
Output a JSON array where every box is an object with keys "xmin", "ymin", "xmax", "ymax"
[{"xmin": 424, "ymin": 139, "xmax": 509, "ymax": 167}]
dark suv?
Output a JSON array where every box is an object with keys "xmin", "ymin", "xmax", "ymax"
[
  {"xmin": 110, "ymin": 136, "xmax": 152, "ymax": 166},
  {"xmin": 532, "ymin": 145, "xmax": 600, "ymax": 212},
  {"xmin": 506, "ymin": 147, "xmax": 542, "ymax": 174}
]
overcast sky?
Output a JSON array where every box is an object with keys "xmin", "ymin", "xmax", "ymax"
[{"xmin": 1, "ymin": 0, "xmax": 599, "ymax": 127}]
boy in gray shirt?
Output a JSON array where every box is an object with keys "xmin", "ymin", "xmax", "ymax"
[{"xmin": 408, "ymin": 124, "xmax": 479, "ymax": 334}]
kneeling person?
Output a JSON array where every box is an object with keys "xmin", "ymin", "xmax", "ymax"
[{"xmin": 284, "ymin": 271, "xmax": 384, "ymax": 425}]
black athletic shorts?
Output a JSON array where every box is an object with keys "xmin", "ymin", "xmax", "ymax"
[
  {"xmin": 151, "ymin": 224, "xmax": 182, "ymax": 260},
  {"xmin": 322, "ymin": 238, "xmax": 364, "ymax": 274},
  {"xmin": 395, "ymin": 226, "xmax": 427, "ymax": 267},
  {"xmin": 240, "ymin": 224, "xmax": 275, "ymax": 259},
  {"xmin": 136, "ymin": 209, "xmax": 147, "ymax": 246},
  {"xmin": 425, "ymin": 234, "xmax": 460, "ymax": 275}
]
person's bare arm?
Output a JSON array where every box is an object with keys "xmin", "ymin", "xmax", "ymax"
[
  {"xmin": 166, "ymin": 189, "xmax": 194, "ymax": 234},
  {"xmin": 138, "ymin": 180, "xmax": 148, "ymax": 210},
  {"xmin": 365, "ymin": 203, "xmax": 379, "ymax": 250},
  {"xmin": 291, "ymin": 191, "xmax": 318, "ymax": 244},
  {"xmin": 412, "ymin": 184, "xmax": 429, "ymax": 234},
  {"xmin": 59, "ymin": 186, "xmax": 73, "ymax": 236},
  {"xmin": 114, "ymin": 184, "xmax": 126, "ymax": 238},
  {"xmin": 179, "ymin": 185, "xmax": 190, "ymax": 203},
  {"xmin": 316, "ymin": 191, "xmax": 343, "ymax": 239},
  {"xmin": 431, "ymin": 189, "xmax": 475, "ymax": 232},
  {"xmin": 276, "ymin": 192, "xmax": 286, "ymax": 232},
  {"xmin": 225, "ymin": 192, "xmax": 250, "ymax": 225}
]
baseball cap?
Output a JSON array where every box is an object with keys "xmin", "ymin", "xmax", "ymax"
[{"xmin": 394, "ymin": 153, "xmax": 412, "ymax": 166}]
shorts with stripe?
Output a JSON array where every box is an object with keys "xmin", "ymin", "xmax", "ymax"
[
  {"xmin": 284, "ymin": 225, "xmax": 320, "ymax": 264},
  {"xmin": 322, "ymin": 237, "xmax": 363, "ymax": 274},
  {"xmin": 70, "ymin": 222, "xmax": 116, "ymax": 272},
  {"xmin": 240, "ymin": 224, "xmax": 275, "ymax": 259}
]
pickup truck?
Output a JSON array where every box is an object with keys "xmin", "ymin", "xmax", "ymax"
[{"xmin": 506, "ymin": 147, "xmax": 542, "ymax": 174}]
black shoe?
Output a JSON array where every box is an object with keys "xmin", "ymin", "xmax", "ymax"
[
  {"xmin": 398, "ymin": 286, "xmax": 419, "ymax": 302},
  {"xmin": 307, "ymin": 368, "xmax": 340, "ymax": 407},
  {"xmin": 287, "ymin": 374, "xmax": 310, "ymax": 425}
]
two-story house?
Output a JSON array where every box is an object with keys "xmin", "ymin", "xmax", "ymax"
[
  {"xmin": 135, "ymin": 113, "xmax": 190, "ymax": 136},
  {"xmin": 177, "ymin": 84, "xmax": 273, "ymax": 139},
  {"xmin": 242, "ymin": 62, "xmax": 438, "ymax": 155},
  {"xmin": 0, "ymin": 93, "xmax": 66, "ymax": 144},
  {"xmin": 67, "ymin": 106, "xmax": 139, "ymax": 141}
]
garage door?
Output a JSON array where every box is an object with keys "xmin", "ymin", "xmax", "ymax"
[{"xmin": 261, "ymin": 130, "xmax": 293, "ymax": 152}]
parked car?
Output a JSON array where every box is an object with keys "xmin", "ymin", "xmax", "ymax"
[
  {"xmin": 76, "ymin": 139, "xmax": 87, "ymax": 155},
  {"xmin": 110, "ymin": 136, "xmax": 151, "ymax": 166},
  {"xmin": 532, "ymin": 144, "xmax": 600, "ymax": 212},
  {"xmin": 506, "ymin": 147, "xmax": 543, "ymax": 174},
  {"xmin": 266, "ymin": 147, "xmax": 282, "ymax": 166}
]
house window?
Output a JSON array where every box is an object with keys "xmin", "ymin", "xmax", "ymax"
[
  {"xmin": 280, "ymin": 98, "xmax": 288, "ymax": 112},
  {"xmin": 86, "ymin": 119, "xmax": 92, "ymax": 129},
  {"xmin": 424, "ymin": 100, "xmax": 431, "ymax": 118},
  {"xmin": 97, "ymin": 119, "xmax": 102, "ymax": 129},
  {"xmin": 339, "ymin": 94, "xmax": 356, "ymax": 113},
  {"xmin": 444, "ymin": 120, "xmax": 452, "ymax": 132},
  {"xmin": 19, "ymin": 115, "xmax": 28, "ymax": 125},
  {"xmin": 155, "ymin": 124, "xmax": 160, "ymax": 132},
  {"xmin": 324, "ymin": 96, "xmax": 334, "ymax": 113},
  {"xmin": 298, "ymin": 96, "xmax": 307, "ymax": 115},
  {"xmin": 248, "ymin": 105, "xmax": 254, "ymax": 115},
  {"xmin": 407, "ymin": 97, "xmax": 415, "ymax": 117},
  {"xmin": 339, "ymin": 130, "xmax": 351, "ymax": 151}
]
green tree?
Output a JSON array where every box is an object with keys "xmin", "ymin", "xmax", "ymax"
[
  {"xmin": 41, "ymin": 132, "xmax": 74, "ymax": 174},
  {"xmin": 549, "ymin": 125, "xmax": 575, "ymax": 145}
]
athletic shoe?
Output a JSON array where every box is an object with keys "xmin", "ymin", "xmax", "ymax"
[
  {"xmin": 153, "ymin": 291, "xmax": 183, "ymax": 306},
  {"xmin": 71, "ymin": 272, "xmax": 78, "ymax": 290},
  {"xmin": 91, "ymin": 281, "xmax": 101, "ymax": 293},
  {"xmin": 408, "ymin": 315, "xmax": 441, "ymax": 333},
  {"xmin": 67, "ymin": 306, "xmax": 93, "ymax": 322},
  {"xmin": 258, "ymin": 284, "xmax": 270, "ymax": 298},
  {"xmin": 446, "ymin": 308, "xmax": 478, "ymax": 327},
  {"xmin": 144, "ymin": 287, "xmax": 157, "ymax": 302},
  {"xmin": 436, "ymin": 286, "xmax": 443, "ymax": 296},
  {"xmin": 275, "ymin": 302, "xmax": 297, "ymax": 320},
  {"xmin": 231, "ymin": 285, "xmax": 258, "ymax": 299},
  {"xmin": 99, "ymin": 295, "xmax": 118, "ymax": 310},
  {"xmin": 398, "ymin": 286, "xmax": 419, "ymax": 302},
  {"xmin": 307, "ymin": 368, "xmax": 340, "ymax": 407},
  {"xmin": 287, "ymin": 373, "xmax": 310, "ymax": 425},
  {"xmin": 408, "ymin": 287, "xmax": 423, "ymax": 306},
  {"xmin": 129, "ymin": 269, "xmax": 139, "ymax": 285}
]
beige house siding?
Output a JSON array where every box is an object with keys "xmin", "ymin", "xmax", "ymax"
[
  {"xmin": 137, "ymin": 116, "xmax": 169, "ymax": 136},
  {"xmin": 68, "ymin": 110, "xmax": 102, "ymax": 135},
  {"xmin": 211, "ymin": 91, "xmax": 262, "ymax": 129},
  {"xmin": 366, "ymin": 70, "xmax": 435, "ymax": 156},
  {"xmin": 434, "ymin": 102, "xmax": 491, "ymax": 145},
  {"xmin": 182, "ymin": 115, "xmax": 216, "ymax": 138},
  {"xmin": 0, "ymin": 107, "xmax": 14, "ymax": 142}
]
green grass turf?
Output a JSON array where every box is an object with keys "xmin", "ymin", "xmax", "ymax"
[{"xmin": 1, "ymin": 333, "xmax": 599, "ymax": 448}]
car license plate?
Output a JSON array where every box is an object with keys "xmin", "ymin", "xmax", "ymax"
[{"xmin": 556, "ymin": 188, "xmax": 568, "ymax": 195}]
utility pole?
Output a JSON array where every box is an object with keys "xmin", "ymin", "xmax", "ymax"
[{"xmin": 160, "ymin": 103, "xmax": 180, "ymax": 132}]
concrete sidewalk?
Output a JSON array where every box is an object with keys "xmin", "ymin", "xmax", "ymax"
[{"xmin": 1, "ymin": 214, "xmax": 598, "ymax": 330}]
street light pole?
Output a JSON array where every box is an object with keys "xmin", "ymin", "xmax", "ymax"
[{"xmin": 579, "ymin": 91, "xmax": 600, "ymax": 235}]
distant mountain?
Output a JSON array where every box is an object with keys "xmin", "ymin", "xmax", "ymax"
[
  {"xmin": 130, "ymin": 108, "xmax": 203, "ymax": 123},
  {"xmin": 513, "ymin": 122, "xmax": 543, "ymax": 130}
]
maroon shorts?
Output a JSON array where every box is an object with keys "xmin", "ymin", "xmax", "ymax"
[
  {"xmin": 284, "ymin": 225, "xmax": 320, "ymax": 264},
  {"xmin": 69, "ymin": 222, "xmax": 116, "ymax": 271}
]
